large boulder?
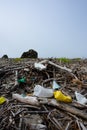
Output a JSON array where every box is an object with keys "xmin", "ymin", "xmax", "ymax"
[
  {"xmin": 2, "ymin": 54, "xmax": 8, "ymax": 59},
  {"xmin": 21, "ymin": 49, "xmax": 38, "ymax": 58}
]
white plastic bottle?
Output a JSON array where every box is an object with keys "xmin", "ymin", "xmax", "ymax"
[{"xmin": 33, "ymin": 85, "xmax": 53, "ymax": 98}]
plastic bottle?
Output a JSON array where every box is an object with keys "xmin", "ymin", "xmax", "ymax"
[{"xmin": 33, "ymin": 85, "xmax": 53, "ymax": 98}]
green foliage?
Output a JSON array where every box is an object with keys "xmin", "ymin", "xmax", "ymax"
[
  {"xmin": 13, "ymin": 58, "xmax": 23, "ymax": 62},
  {"xmin": 72, "ymin": 58, "xmax": 81, "ymax": 61},
  {"xmin": 57, "ymin": 57, "xmax": 71, "ymax": 63}
]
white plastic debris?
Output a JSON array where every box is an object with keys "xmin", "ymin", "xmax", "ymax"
[
  {"xmin": 75, "ymin": 91, "xmax": 87, "ymax": 105},
  {"xmin": 53, "ymin": 80, "xmax": 61, "ymax": 90},
  {"xmin": 24, "ymin": 68, "xmax": 29, "ymax": 72},
  {"xmin": 34, "ymin": 63, "xmax": 46, "ymax": 70},
  {"xmin": 33, "ymin": 85, "xmax": 53, "ymax": 98}
]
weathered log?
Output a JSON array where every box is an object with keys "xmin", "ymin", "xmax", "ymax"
[
  {"xmin": 48, "ymin": 99, "xmax": 87, "ymax": 120},
  {"xmin": 39, "ymin": 60, "xmax": 78, "ymax": 79}
]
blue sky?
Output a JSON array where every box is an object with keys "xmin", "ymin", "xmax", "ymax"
[{"xmin": 0, "ymin": 0, "xmax": 87, "ymax": 58}]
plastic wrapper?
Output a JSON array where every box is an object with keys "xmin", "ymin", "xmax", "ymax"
[
  {"xmin": 54, "ymin": 90, "xmax": 72, "ymax": 103},
  {"xmin": 0, "ymin": 96, "xmax": 6, "ymax": 105}
]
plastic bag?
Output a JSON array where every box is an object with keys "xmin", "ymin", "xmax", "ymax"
[
  {"xmin": 34, "ymin": 63, "xmax": 46, "ymax": 70},
  {"xmin": 33, "ymin": 85, "xmax": 53, "ymax": 98},
  {"xmin": 0, "ymin": 96, "xmax": 6, "ymax": 105},
  {"xmin": 54, "ymin": 90, "xmax": 72, "ymax": 103},
  {"xmin": 75, "ymin": 91, "xmax": 87, "ymax": 105}
]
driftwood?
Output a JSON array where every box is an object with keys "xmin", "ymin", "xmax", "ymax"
[
  {"xmin": 39, "ymin": 60, "xmax": 72, "ymax": 72},
  {"xmin": 0, "ymin": 58, "xmax": 87, "ymax": 130},
  {"xmin": 48, "ymin": 99, "xmax": 87, "ymax": 120}
]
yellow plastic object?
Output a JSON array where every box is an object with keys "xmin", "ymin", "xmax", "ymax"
[
  {"xmin": 0, "ymin": 96, "xmax": 6, "ymax": 105},
  {"xmin": 54, "ymin": 91, "xmax": 72, "ymax": 103}
]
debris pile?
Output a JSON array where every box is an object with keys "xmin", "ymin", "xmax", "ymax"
[{"xmin": 0, "ymin": 58, "xmax": 87, "ymax": 130}]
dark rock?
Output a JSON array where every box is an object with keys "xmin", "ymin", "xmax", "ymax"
[
  {"xmin": 21, "ymin": 49, "xmax": 38, "ymax": 58},
  {"xmin": 2, "ymin": 54, "xmax": 8, "ymax": 59}
]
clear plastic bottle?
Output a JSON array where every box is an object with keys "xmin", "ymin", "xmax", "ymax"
[{"xmin": 33, "ymin": 85, "xmax": 53, "ymax": 98}]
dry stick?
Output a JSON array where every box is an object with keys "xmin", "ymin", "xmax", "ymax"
[
  {"xmin": 47, "ymin": 113, "xmax": 60, "ymax": 130},
  {"xmin": 42, "ymin": 78, "xmax": 55, "ymax": 86},
  {"xmin": 48, "ymin": 99, "xmax": 87, "ymax": 120},
  {"xmin": 15, "ymin": 70, "xmax": 18, "ymax": 85},
  {"xmin": 48, "ymin": 61, "xmax": 72, "ymax": 72},
  {"xmin": 65, "ymin": 121, "xmax": 73, "ymax": 130},
  {"xmin": 19, "ymin": 114, "xmax": 22, "ymax": 130},
  {"xmin": 22, "ymin": 111, "xmax": 49, "ymax": 115},
  {"xmin": 11, "ymin": 104, "xmax": 40, "ymax": 110},
  {"xmin": 39, "ymin": 60, "xmax": 72, "ymax": 72},
  {"xmin": 39, "ymin": 105, "xmax": 55, "ymax": 130},
  {"xmin": 76, "ymin": 120, "xmax": 82, "ymax": 130},
  {"xmin": 79, "ymin": 122, "xmax": 87, "ymax": 130},
  {"xmin": 69, "ymin": 112, "xmax": 87, "ymax": 130},
  {"xmin": 53, "ymin": 117, "xmax": 63, "ymax": 130},
  {"xmin": 47, "ymin": 109, "xmax": 63, "ymax": 130},
  {"xmin": 39, "ymin": 60, "xmax": 78, "ymax": 79},
  {"xmin": 48, "ymin": 61, "xmax": 78, "ymax": 79}
]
